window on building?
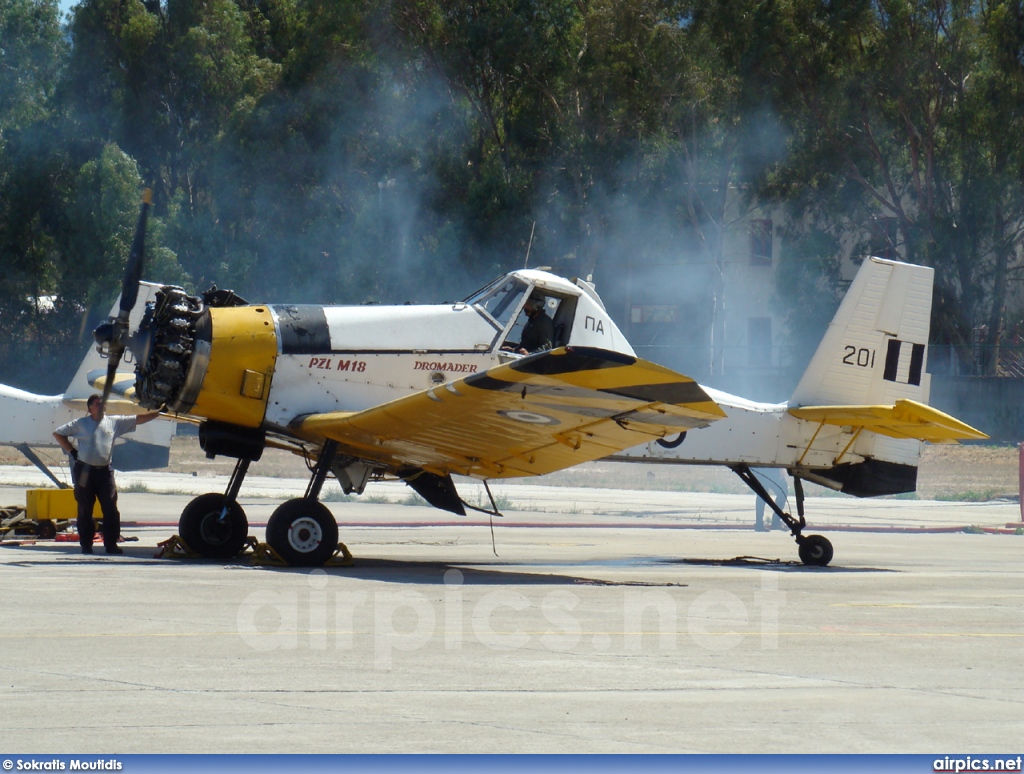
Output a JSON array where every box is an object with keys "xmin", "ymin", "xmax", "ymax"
[
  {"xmin": 748, "ymin": 317, "xmax": 772, "ymax": 368},
  {"xmin": 630, "ymin": 305, "xmax": 680, "ymax": 324},
  {"xmin": 870, "ymin": 217, "xmax": 899, "ymax": 260},
  {"xmin": 750, "ymin": 219, "xmax": 773, "ymax": 266}
]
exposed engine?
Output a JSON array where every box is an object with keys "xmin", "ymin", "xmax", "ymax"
[{"xmin": 132, "ymin": 285, "xmax": 246, "ymax": 413}]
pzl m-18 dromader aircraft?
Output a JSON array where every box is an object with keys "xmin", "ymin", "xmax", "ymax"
[{"xmin": 93, "ymin": 191, "xmax": 985, "ymax": 567}]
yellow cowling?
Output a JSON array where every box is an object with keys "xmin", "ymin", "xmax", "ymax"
[{"xmin": 190, "ymin": 306, "xmax": 279, "ymax": 428}]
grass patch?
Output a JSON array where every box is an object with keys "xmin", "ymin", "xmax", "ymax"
[
  {"xmin": 491, "ymin": 493, "xmax": 515, "ymax": 511},
  {"xmin": 962, "ymin": 525, "xmax": 986, "ymax": 534},
  {"xmin": 935, "ymin": 489, "xmax": 1000, "ymax": 502},
  {"xmin": 320, "ymin": 489, "xmax": 354, "ymax": 502},
  {"xmin": 466, "ymin": 491, "xmax": 517, "ymax": 512}
]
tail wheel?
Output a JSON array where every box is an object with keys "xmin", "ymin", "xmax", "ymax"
[
  {"xmin": 179, "ymin": 492, "xmax": 249, "ymax": 558},
  {"xmin": 798, "ymin": 534, "xmax": 834, "ymax": 567},
  {"xmin": 266, "ymin": 499, "xmax": 339, "ymax": 567}
]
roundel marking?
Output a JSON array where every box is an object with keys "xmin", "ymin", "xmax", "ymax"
[
  {"xmin": 498, "ymin": 409, "xmax": 560, "ymax": 426},
  {"xmin": 656, "ymin": 432, "xmax": 687, "ymax": 449}
]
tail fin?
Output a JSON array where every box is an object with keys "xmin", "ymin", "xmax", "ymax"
[
  {"xmin": 788, "ymin": 257, "xmax": 946, "ymax": 495},
  {"xmin": 790, "ymin": 257, "xmax": 934, "ymax": 408},
  {"xmin": 62, "ymin": 280, "xmax": 165, "ymax": 404}
]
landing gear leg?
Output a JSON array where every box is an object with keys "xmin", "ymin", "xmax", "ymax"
[
  {"xmin": 266, "ymin": 440, "xmax": 340, "ymax": 566},
  {"xmin": 732, "ymin": 465, "xmax": 833, "ymax": 567},
  {"xmin": 178, "ymin": 458, "xmax": 251, "ymax": 558}
]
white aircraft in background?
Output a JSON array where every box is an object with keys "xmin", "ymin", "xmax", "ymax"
[
  {"xmin": 0, "ymin": 283, "xmax": 175, "ymax": 487},
  {"xmin": 90, "ymin": 192, "xmax": 986, "ymax": 568}
]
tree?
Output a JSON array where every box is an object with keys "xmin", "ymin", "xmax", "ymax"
[
  {"xmin": 765, "ymin": 0, "xmax": 1024, "ymax": 374},
  {"xmin": 0, "ymin": 0, "xmax": 71, "ymax": 391},
  {"xmin": 64, "ymin": 0, "xmax": 282, "ymax": 291}
]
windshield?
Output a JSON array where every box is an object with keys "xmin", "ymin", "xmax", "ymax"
[{"xmin": 465, "ymin": 277, "xmax": 529, "ymax": 330}]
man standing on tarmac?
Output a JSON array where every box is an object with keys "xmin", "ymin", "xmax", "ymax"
[{"xmin": 53, "ymin": 395, "xmax": 161, "ymax": 555}]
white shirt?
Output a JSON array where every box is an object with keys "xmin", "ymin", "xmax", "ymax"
[{"xmin": 55, "ymin": 415, "xmax": 138, "ymax": 467}]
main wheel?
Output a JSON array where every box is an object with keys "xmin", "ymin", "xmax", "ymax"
[
  {"xmin": 35, "ymin": 519, "xmax": 57, "ymax": 539},
  {"xmin": 798, "ymin": 534, "xmax": 834, "ymax": 567},
  {"xmin": 266, "ymin": 499, "xmax": 339, "ymax": 567},
  {"xmin": 179, "ymin": 493, "xmax": 249, "ymax": 558}
]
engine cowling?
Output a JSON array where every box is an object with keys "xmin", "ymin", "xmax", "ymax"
[{"xmin": 133, "ymin": 286, "xmax": 279, "ymax": 428}]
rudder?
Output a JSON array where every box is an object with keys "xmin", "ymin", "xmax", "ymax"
[{"xmin": 790, "ymin": 257, "xmax": 934, "ymax": 409}]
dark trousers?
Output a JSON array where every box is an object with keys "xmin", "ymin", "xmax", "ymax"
[{"xmin": 73, "ymin": 462, "xmax": 120, "ymax": 548}]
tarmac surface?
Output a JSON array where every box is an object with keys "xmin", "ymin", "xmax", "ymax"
[{"xmin": 0, "ymin": 466, "xmax": 1022, "ymax": 753}]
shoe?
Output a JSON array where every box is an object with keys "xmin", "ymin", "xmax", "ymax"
[
  {"xmin": 105, "ymin": 545, "xmax": 124, "ymax": 555},
  {"xmin": 81, "ymin": 544, "xmax": 93, "ymax": 555}
]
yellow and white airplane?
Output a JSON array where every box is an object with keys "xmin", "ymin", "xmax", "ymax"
[{"xmin": 92, "ymin": 193, "xmax": 985, "ymax": 567}]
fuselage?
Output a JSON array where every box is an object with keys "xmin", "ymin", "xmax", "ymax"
[
  {"xmin": 610, "ymin": 385, "xmax": 923, "ymax": 496},
  {"xmin": 126, "ymin": 260, "xmax": 931, "ymax": 499},
  {"xmin": 612, "ymin": 385, "xmax": 920, "ymax": 465},
  {"xmin": 132, "ymin": 269, "xmax": 634, "ymax": 436}
]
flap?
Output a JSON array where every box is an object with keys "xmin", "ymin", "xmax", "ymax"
[
  {"xmin": 789, "ymin": 399, "xmax": 988, "ymax": 443},
  {"xmin": 293, "ymin": 346, "xmax": 725, "ymax": 478}
]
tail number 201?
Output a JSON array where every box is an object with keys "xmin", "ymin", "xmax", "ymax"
[{"xmin": 842, "ymin": 345, "xmax": 875, "ymax": 368}]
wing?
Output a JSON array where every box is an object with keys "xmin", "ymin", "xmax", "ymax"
[
  {"xmin": 292, "ymin": 346, "xmax": 726, "ymax": 479},
  {"xmin": 789, "ymin": 399, "xmax": 988, "ymax": 443}
]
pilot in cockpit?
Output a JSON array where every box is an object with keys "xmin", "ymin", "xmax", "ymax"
[{"xmin": 512, "ymin": 293, "xmax": 554, "ymax": 355}]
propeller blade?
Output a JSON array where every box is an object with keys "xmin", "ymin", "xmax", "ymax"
[
  {"xmin": 100, "ymin": 342, "xmax": 123, "ymax": 408},
  {"xmin": 118, "ymin": 187, "xmax": 152, "ymax": 319},
  {"xmin": 97, "ymin": 187, "xmax": 152, "ymax": 409}
]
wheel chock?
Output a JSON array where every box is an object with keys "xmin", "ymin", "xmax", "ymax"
[
  {"xmin": 154, "ymin": 534, "xmax": 203, "ymax": 559},
  {"xmin": 249, "ymin": 541, "xmax": 355, "ymax": 567},
  {"xmin": 156, "ymin": 534, "xmax": 259, "ymax": 559},
  {"xmin": 250, "ymin": 541, "xmax": 289, "ymax": 566},
  {"xmin": 154, "ymin": 534, "xmax": 355, "ymax": 566},
  {"xmin": 330, "ymin": 541, "xmax": 355, "ymax": 566}
]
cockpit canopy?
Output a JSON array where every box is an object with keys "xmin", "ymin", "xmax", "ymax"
[
  {"xmin": 464, "ymin": 276, "xmax": 529, "ymax": 331},
  {"xmin": 462, "ymin": 268, "xmax": 626, "ymax": 356},
  {"xmin": 464, "ymin": 273, "xmax": 577, "ymax": 354}
]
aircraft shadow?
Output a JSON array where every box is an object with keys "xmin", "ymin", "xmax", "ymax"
[
  {"xmin": 0, "ymin": 543, "xmax": 685, "ymax": 585},
  {"xmin": 665, "ymin": 557, "xmax": 897, "ymax": 573},
  {"xmin": 2, "ymin": 544, "xmax": 892, "ymax": 577},
  {"xmin": 254, "ymin": 557, "xmax": 690, "ymax": 587}
]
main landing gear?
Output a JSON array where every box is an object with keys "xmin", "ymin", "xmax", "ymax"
[
  {"xmin": 178, "ymin": 460, "xmax": 250, "ymax": 558},
  {"xmin": 177, "ymin": 440, "xmax": 341, "ymax": 566},
  {"xmin": 732, "ymin": 464, "xmax": 834, "ymax": 567},
  {"xmin": 265, "ymin": 440, "xmax": 339, "ymax": 567}
]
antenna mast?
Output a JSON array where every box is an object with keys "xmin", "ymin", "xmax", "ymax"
[{"xmin": 523, "ymin": 221, "xmax": 536, "ymax": 269}]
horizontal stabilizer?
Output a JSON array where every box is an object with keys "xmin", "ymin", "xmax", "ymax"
[
  {"xmin": 87, "ymin": 369, "xmax": 138, "ymax": 402},
  {"xmin": 293, "ymin": 346, "xmax": 725, "ymax": 479},
  {"xmin": 789, "ymin": 399, "xmax": 988, "ymax": 443}
]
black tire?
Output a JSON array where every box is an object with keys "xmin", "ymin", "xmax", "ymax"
[
  {"xmin": 798, "ymin": 534, "xmax": 834, "ymax": 567},
  {"xmin": 36, "ymin": 520, "xmax": 57, "ymax": 540},
  {"xmin": 266, "ymin": 499, "xmax": 338, "ymax": 567},
  {"xmin": 179, "ymin": 493, "xmax": 249, "ymax": 558}
]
